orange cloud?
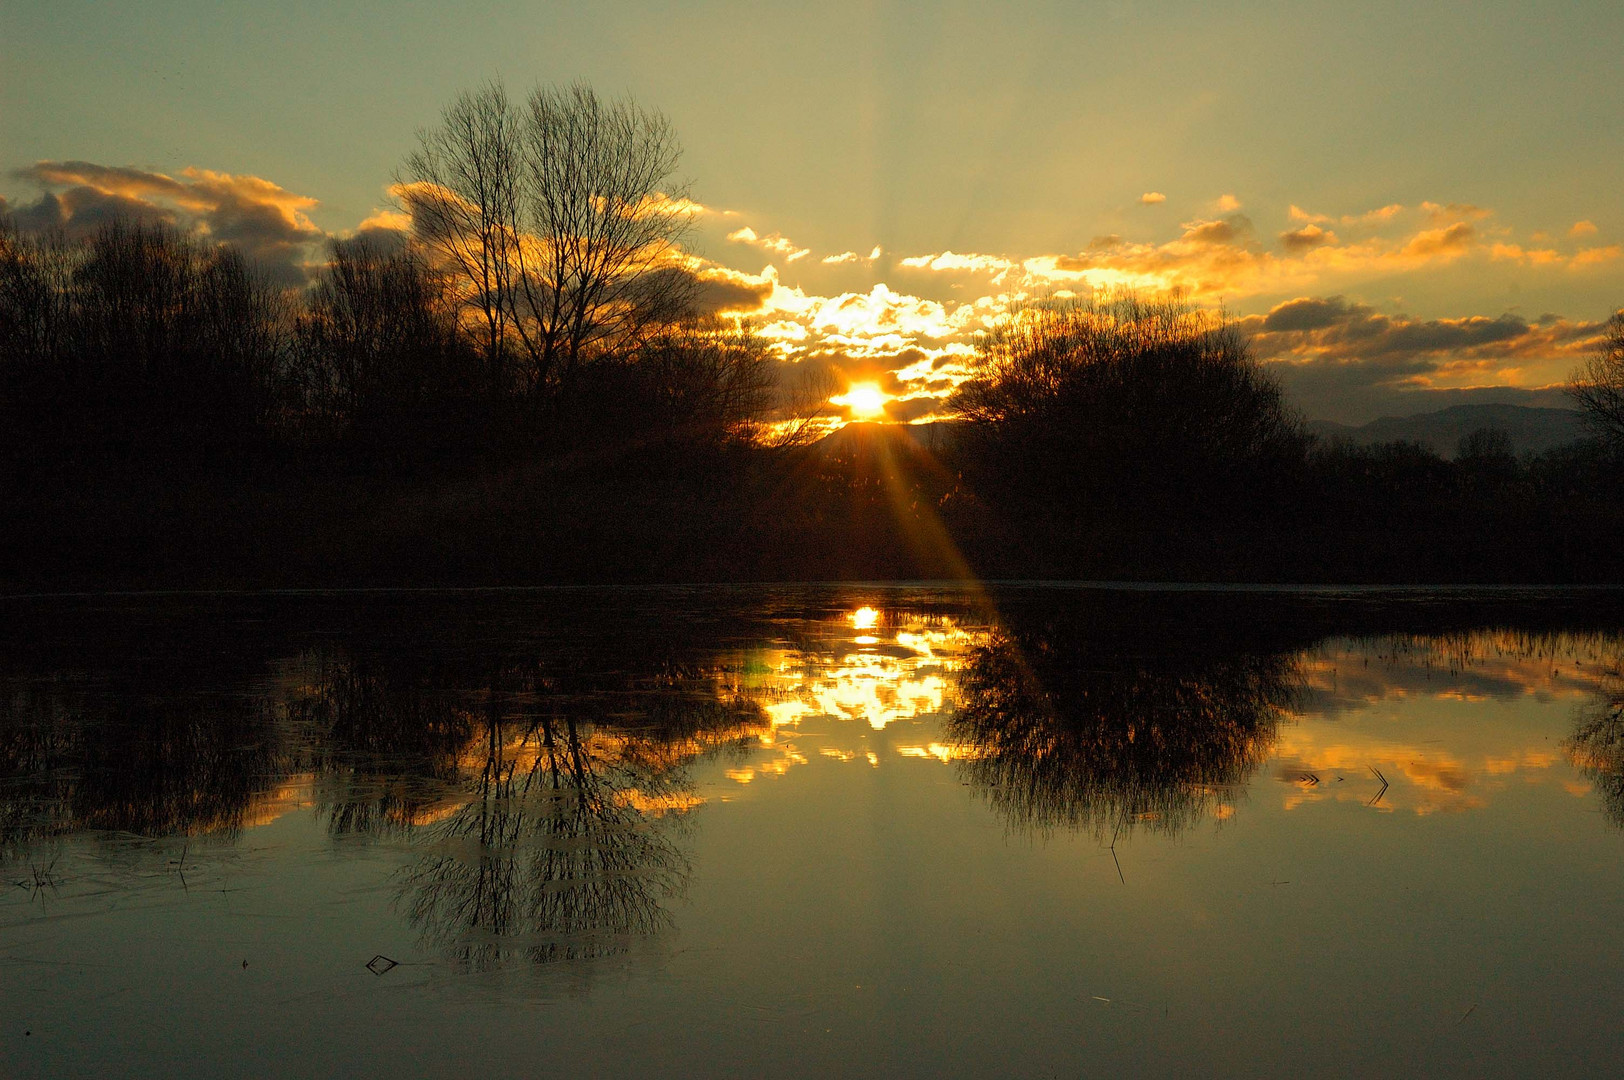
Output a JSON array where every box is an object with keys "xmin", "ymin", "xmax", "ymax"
[
  {"xmin": 727, "ymin": 225, "xmax": 809, "ymax": 262},
  {"xmin": 11, "ymin": 159, "xmax": 324, "ymax": 283},
  {"xmin": 1280, "ymin": 223, "xmax": 1337, "ymax": 251}
]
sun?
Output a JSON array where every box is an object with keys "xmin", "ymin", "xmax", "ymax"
[{"xmin": 834, "ymin": 382, "xmax": 889, "ymax": 420}]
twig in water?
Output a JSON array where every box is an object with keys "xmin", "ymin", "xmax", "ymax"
[{"xmin": 1368, "ymin": 766, "xmax": 1389, "ymax": 807}]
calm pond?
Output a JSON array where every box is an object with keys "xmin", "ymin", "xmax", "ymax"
[{"xmin": 4, "ymin": 585, "xmax": 1624, "ymax": 1078}]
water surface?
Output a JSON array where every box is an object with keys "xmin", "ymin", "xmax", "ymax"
[{"xmin": 4, "ymin": 586, "xmax": 1624, "ymax": 1077}]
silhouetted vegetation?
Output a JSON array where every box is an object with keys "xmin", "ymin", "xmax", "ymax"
[
  {"xmin": 950, "ymin": 294, "xmax": 1307, "ymax": 515},
  {"xmin": 3, "ymin": 83, "xmax": 1623, "ymax": 587},
  {"xmin": 1569, "ymin": 309, "xmax": 1624, "ymax": 449}
]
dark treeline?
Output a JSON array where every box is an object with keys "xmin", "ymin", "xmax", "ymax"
[
  {"xmin": 3, "ymin": 83, "xmax": 1623, "ymax": 586},
  {"xmin": 0, "ymin": 219, "xmax": 774, "ymax": 470}
]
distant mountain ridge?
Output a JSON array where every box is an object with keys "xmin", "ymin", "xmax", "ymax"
[{"xmin": 1308, "ymin": 404, "xmax": 1587, "ymax": 459}]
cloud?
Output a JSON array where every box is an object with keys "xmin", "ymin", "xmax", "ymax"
[
  {"xmin": 1292, "ymin": 203, "xmax": 1405, "ymax": 228},
  {"xmin": 1401, "ymin": 222, "xmax": 1475, "ymax": 258},
  {"xmin": 1421, "ymin": 201, "xmax": 1492, "ymax": 224},
  {"xmin": 1241, "ymin": 295, "xmax": 1609, "ymax": 422},
  {"xmin": 1280, "ymin": 224, "xmax": 1337, "ymax": 252},
  {"xmin": 727, "ymin": 225, "xmax": 809, "ymax": 262},
  {"xmin": 822, "ymin": 245, "xmax": 882, "ymax": 265},
  {"xmin": 352, "ymin": 207, "xmax": 414, "ymax": 237},
  {"xmin": 689, "ymin": 264, "xmax": 774, "ymax": 315},
  {"xmin": 1572, "ymin": 245, "xmax": 1622, "ymax": 269},
  {"xmin": 9, "ymin": 160, "xmax": 323, "ymax": 283},
  {"xmin": 898, "ymin": 250, "xmax": 1018, "ymax": 279},
  {"xmin": 1138, "ymin": 191, "xmax": 1167, "ymax": 205},
  {"xmin": 1489, "ymin": 242, "xmax": 1564, "ymax": 266},
  {"xmin": 1570, "ymin": 220, "xmax": 1599, "ymax": 238},
  {"xmin": 1180, "ymin": 213, "xmax": 1253, "ymax": 246},
  {"xmin": 1216, "ymin": 194, "xmax": 1242, "ymax": 212}
]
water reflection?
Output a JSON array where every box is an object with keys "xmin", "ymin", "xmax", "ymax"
[
  {"xmin": 1568, "ymin": 661, "xmax": 1624, "ymax": 826},
  {"xmin": 1, "ymin": 675, "xmax": 292, "ymax": 849},
  {"xmin": 0, "ymin": 628, "xmax": 769, "ymax": 971},
  {"xmin": 945, "ymin": 613, "xmax": 1299, "ymax": 840},
  {"xmin": 7, "ymin": 591, "xmax": 1624, "ymax": 973},
  {"xmin": 9, "ymin": 590, "xmax": 1624, "ymax": 1079}
]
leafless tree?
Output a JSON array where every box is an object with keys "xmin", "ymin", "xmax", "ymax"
[
  {"xmin": 1568, "ymin": 309, "xmax": 1624, "ymax": 448},
  {"xmin": 630, "ymin": 316, "xmax": 774, "ymax": 445},
  {"xmin": 400, "ymin": 82, "xmax": 524, "ymax": 396},
  {"xmin": 766, "ymin": 361, "xmax": 843, "ymax": 449},
  {"xmin": 400, "ymin": 80, "xmax": 694, "ymax": 403},
  {"xmin": 0, "ymin": 221, "xmax": 76, "ymax": 377},
  {"xmin": 519, "ymin": 83, "xmax": 693, "ymax": 387},
  {"xmin": 295, "ymin": 234, "xmax": 464, "ymax": 434}
]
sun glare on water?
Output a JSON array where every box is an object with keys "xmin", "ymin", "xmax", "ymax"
[{"xmin": 834, "ymin": 383, "xmax": 889, "ymax": 420}]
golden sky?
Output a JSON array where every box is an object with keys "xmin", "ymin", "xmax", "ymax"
[{"xmin": 5, "ymin": 1, "xmax": 1622, "ymax": 423}]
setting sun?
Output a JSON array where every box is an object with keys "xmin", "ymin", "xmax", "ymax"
[{"xmin": 834, "ymin": 383, "xmax": 889, "ymax": 420}]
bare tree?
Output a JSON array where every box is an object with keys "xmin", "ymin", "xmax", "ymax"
[
  {"xmin": 400, "ymin": 81, "xmax": 524, "ymax": 396},
  {"xmin": 520, "ymin": 83, "xmax": 693, "ymax": 388},
  {"xmin": 0, "ymin": 221, "xmax": 76, "ymax": 378},
  {"xmin": 1569, "ymin": 309, "xmax": 1624, "ymax": 447},
  {"xmin": 767, "ymin": 361, "xmax": 842, "ymax": 449},
  {"xmin": 629, "ymin": 316, "xmax": 775, "ymax": 445},
  {"xmin": 400, "ymin": 80, "xmax": 694, "ymax": 403},
  {"xmin": 295, "ymin": 234, "xmax": 464, "ymax": 435}
]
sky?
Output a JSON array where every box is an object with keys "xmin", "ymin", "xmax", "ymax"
[{"xmin": 4, "ymin": 0, "xmax": 1622, "ymax": 424}]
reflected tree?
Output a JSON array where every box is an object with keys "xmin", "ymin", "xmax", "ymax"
[
  {"xmin": 398, "ymin": 711, "xmax": 692, "ymax": 969},
  {"xmin": 397, "ymin": 672, "xmax": 764, "ymax": 970},
  {"xmin": 0, "ymin": 676, "xmax": 292, "ymax": 850},
  {"xmin": 946, "ymin": 616, "xmax": 1300, "ymax": 840},
  {"xmin": 1568, "ymin": 664, "xmax": 1624, "ymax": 826},
  {"xmin": 288, "ymin": 648, "xmax": 482, "ymax": 838},
  {"xmin": 284, "ymin": 645, "xmax": 767, "ymax": 970}
]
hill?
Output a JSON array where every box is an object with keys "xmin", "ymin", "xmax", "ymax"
[{"xmin": 1308, "ymin": 404, "xmax": 1587, "ymax": 459}]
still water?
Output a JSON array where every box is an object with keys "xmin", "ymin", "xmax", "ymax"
[{"xmin": 3, "ymin": 585, "xmax": 1624, "ymax": 1078}]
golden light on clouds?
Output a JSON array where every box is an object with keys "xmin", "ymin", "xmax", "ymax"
[{"xmin": 14, "ymin": 155, "xmax": 1619, "ymax": 425}]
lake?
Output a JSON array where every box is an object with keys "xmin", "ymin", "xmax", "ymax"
[{"xmin": 3, "ymin": 584, "xmax": 1624, "ymax": 1078}]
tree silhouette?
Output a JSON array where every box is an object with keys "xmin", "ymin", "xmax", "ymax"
[
  {"xmin": 949, "ymin": 292, "xmax": 1306, "ymax": 512},
  {"xmin": 402, "ymin": 80, "xmax": 693, "ymax": 403},
  {"xmin": 946, "ymin": 614, "xmax": 1299, "ymax": 840},
  {"xmin": 293, "ymin": 234, "xmax": 476, "ymax": 452},
  {"xmin": 1568, "ymin": 309, "xmax": 1624, "ymax": 449}
]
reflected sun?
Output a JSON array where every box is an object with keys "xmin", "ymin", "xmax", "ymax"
[
  {"xmin": 834, "ymin": 382, "xmax": 889, "ymax": 420},
  {"xmin": 851, "ymin": 606, "xmax": 880, "ymax": 630}
]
